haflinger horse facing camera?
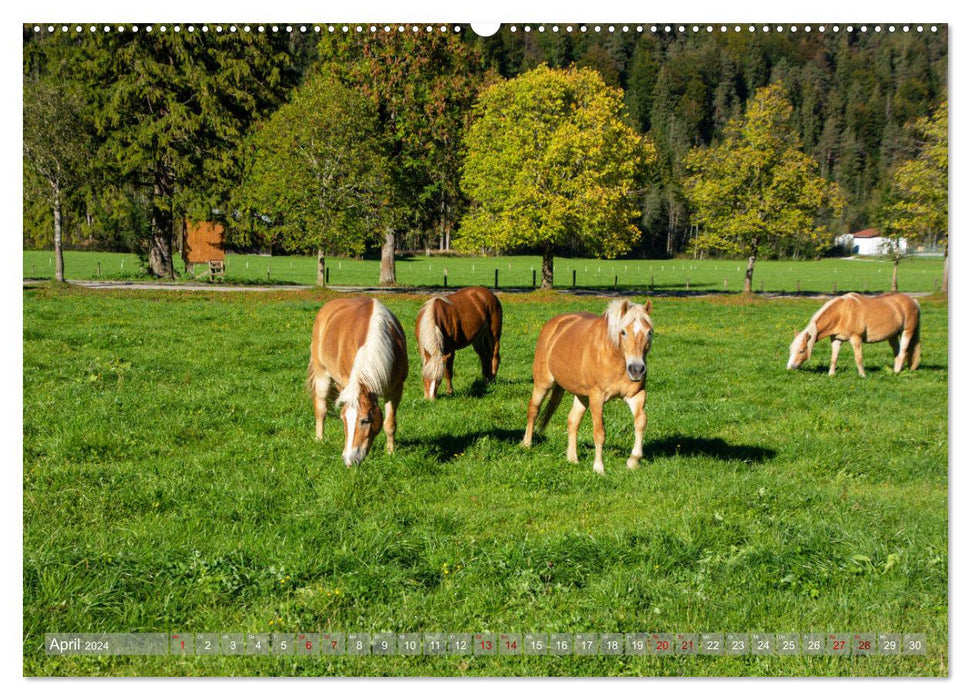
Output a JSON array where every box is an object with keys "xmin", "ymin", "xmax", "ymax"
[
  {"xmin": 415, "ymin": 286, "xmax": 503, "ymax": 400},
  {"xmin": 787, "ymin": 292, "xmax": 921, "ymax": 377},
  {"xmin": 523, "ymin": 298, "xmax": 654, "ymax": 474},
  {"xmin": 308, "ymin": 297, "xmax": 408, "ymax": 467}
]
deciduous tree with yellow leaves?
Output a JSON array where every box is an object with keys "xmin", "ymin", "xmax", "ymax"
[
  {"xmin": 684, "ymin": 83, "xmax": 845, "ymax": 293},
  {"xmin": 458, "ymin": 65, "xmax": 655, "ymax": 289}
]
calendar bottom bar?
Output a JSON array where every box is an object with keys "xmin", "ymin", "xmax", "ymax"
[{"xmin": 45, "ymin": 632, "xmax": 927, "ymax": 657}]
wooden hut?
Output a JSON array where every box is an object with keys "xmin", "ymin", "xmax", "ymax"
[{"xmin": 183, "ymin": 220, "xmax": 226, "ymax": 279}]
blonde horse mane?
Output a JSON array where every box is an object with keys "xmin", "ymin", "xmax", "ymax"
[
  {"xmin": 802, "ymin": 295, "xmax": 844, "ymax": 358},
  {"xmin": 337, "ymin": 299, "xmax": 400, "ymax": 405},
  {"xmin": 417, "ymin": 297, "xmax": 447, "ymax": 383},
  {"xmin": 604, "ymin": 299, "xmax": 652, "ymax": 347}
]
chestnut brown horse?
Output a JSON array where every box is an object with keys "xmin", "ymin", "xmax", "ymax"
[
  {"xmin": 308, "ymin": 297, "xmax": 408, "ymax": 466},
  {"xmin": 415, "ymin": 286, "xmax": 503, "ymax": 399},
  {"xmin": 523, "ymin": 298, "xmax": 654, "ymax": 474},
  {"xmin": 787, "ymin": 292, "xmax": 921, "ymax": 377}
]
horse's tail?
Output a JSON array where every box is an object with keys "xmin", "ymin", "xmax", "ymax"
[
  {"xmin": 417, "ymin": 298, "xmax": 446, "ymax": 384},
  {"xmin": 536, "ymin": 385, "xmax": 564, "ymax": 434},
  {"xmin": 909, "ymin": 306, "xmax": 922, "ymax": 370},
  {"xmin": 306, "ymin": 356, "xmax": 316, "ymax": 394}
]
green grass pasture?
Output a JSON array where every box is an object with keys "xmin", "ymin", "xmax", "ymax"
[
  {"xmin": 23, "ymin": 286, "xmax": 947, "ymax": 676},
  {"xmin": 23, "ymin": 249, "xmax": 946, "ymax": 294}
]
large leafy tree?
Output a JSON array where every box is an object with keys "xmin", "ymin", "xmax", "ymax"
[
  {"xmin": 684, "ymin": 83, "xmax": 845, "ymax": 293},
  {"xmin": 22, "ymin": 79, "xmax": 93, "ymax": 282},
  {"xmin": 882, "ymin": 100, "xmax": 948, "ymax": 295},
  {"xmin": 317, "ymin": 30, "xmax": 489, "ymax": 284},
  {"xmin": 234, "ymin": 71, "xmax": 388, "ymax": 286},
  {"xmin": 75, "ymin": 28, "xmax": 294, "ymax": 278},
  {"xmin": 458, "ymin": 64, "xmax": 654, "ymax": 289}
]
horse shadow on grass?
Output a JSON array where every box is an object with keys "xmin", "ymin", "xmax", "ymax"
[
  {"xmin": 398, "ymin": 428, "xmax": 524, "ymax": 464},
  {"xmin": 445, "ymin": 375, "xmax": 532, "ymax": 398},
  {"xmin": 645, "ymin": 434, "xmax": 775, "ymax": 464},
  {"xmin": 804, "ymin": 363, "xmax": 945, "ymax": 375}
]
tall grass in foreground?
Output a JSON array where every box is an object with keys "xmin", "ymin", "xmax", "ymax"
[{"xmin": 23, "ymin": 286, "xmax": 947, "ymax": 676}]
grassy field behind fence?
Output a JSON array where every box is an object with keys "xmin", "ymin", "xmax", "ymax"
[
  {"xmin": 23, "ymin": 285, "xmax": 948, "ymax": 676},
  {"xmin": 23, "ymin": 249, "xmax": 947, "ymax": 294}
]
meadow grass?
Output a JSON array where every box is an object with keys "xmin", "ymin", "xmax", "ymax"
[
  {"xmin": 22, "ymin": 285, "xmax": 947, "ymax": 676},
  {"xmin": 23, "ymin": 249, "xmax": 947, "ymax": 294}
]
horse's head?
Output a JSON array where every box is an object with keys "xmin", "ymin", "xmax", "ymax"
[
  {"xmin": 787, "ymin": 328, "xmax": 815, "ymax": 370},
  {"xmin": 340, "ymin": 385, "xmax": 383, "ymax": 466},
  {"xmin": 606, "ymin": 298, "xmax": 654, "ymax": 382}
]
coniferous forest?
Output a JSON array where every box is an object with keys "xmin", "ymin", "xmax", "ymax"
[{"xmin": 23, "ymin": 23, "xmax": 948, "ymax": 274}]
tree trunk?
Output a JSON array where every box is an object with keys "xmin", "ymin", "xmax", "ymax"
[
  {"xmin": 148, "ymin": 168, "xmax": 175, "ymax": 279},
  {"xmin": 744, "ymin": 239, "xmax": 758, "ymax": 294},
  {"xmin": 52, "ymin": 187, "xmax": 65, "ymax": 283},
  {"xmin": 541, "ymin": 242, "xmax": 554, "ymax": 290},
  {"xmin": 379, "ymin": 228, "xmax": 396, "ymax": 286},
  {"xmin": 891, "ymin": 258, "xmax": 899, "ymax": 292},
  {"xmin": 942, "ymin": 238, "xmax": 948, "ymax": 296},
  {"xmin": 316, "ymin": 249, "xmax": 325, "ymax": 287}
]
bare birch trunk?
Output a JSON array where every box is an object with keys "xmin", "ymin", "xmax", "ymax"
[
  {"xmin": 744, "ymin": 238, "xmax": 759, "ymax": 294},
  {"xmin": 379, "ymin": 228, "xmax": 396, "ymax": 286},
  {"xmin": 53, "ymin": 187, "xmax": 65, "ymax": 283}
]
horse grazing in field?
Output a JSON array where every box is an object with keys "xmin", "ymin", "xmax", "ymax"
[
  {"xmin": 415, "ymin": 286, "xmax": 503, "ymax": 400},
  {"xmin": 787, "ymin": 292, "xmax": 921, "ymax": 377},
  {"xmin": 523, "ymin": 298, "xmax": 654, "ymax": 474},
  {"xmin": 308, "ymin": 297, "xmax": 408, "ymax": 466}
]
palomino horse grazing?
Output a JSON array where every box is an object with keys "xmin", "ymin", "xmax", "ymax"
[
  {"xmin": 523, "ymin": 298, "xmax": 654, "ymax": 474},
  {"xmin": 308, "ymin": 297, "xmax": 408, "ymax": 466},
  {"xmin": 787, "ymin": 292, "xmax": 921, "ymax": 377},
  {"xmin": 415, "ymin": 286, "xmax": 503, "ymax": 399}
]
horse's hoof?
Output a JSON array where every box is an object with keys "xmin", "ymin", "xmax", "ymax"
[
  {"xmin": 626, "ymin": 457, "xmax": 640, "ymax": 470},
  {"xmin": 593, "ymin": 464, "xmax": 605, "ymax": 475},
  {"xmin": 522, "ymin": 439, "xmax": 532, "ymax": 449},
  {"xmin": 567, "ymin": 454, "xmax": 579, "ymax": 464}
]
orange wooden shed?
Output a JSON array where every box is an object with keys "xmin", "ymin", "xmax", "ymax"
[{"xmin": 184, "ymin": 220, "xmax": 226, "ymax": 264}]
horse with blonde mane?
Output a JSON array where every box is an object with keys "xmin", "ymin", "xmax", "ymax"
[
  {"xmin": 415, "ymin": 286, "xmax": 503, "ymax": 400},
  {"xmin": 308, "ymin": 297, "xmax": 408, "ymax": 466},
  {"xmin": 787, "ymin": 292, "xmax": 921, "ymax": 377},
  {"xmin": 523, "ymin": 298, "xmax": 654, "ymax": 474}
]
